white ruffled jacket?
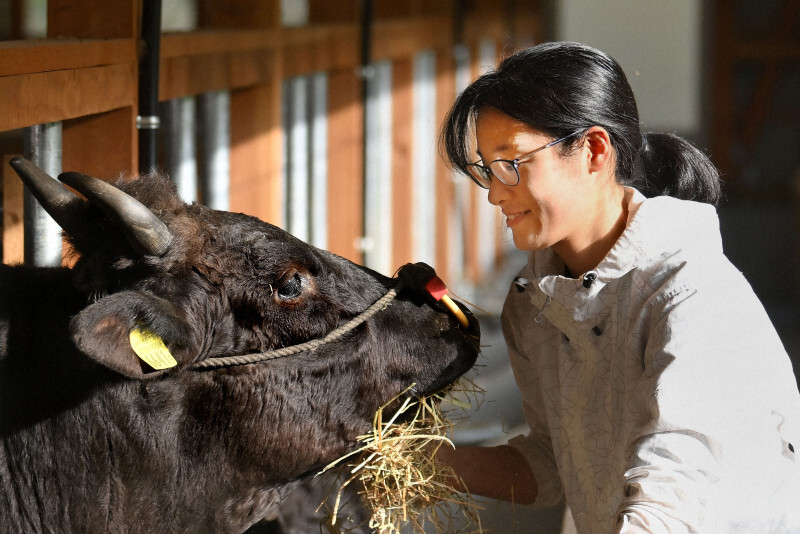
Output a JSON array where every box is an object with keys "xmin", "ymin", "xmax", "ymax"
[{"xmin": 504, "ymin": 188, "xmax": 800, "ymax": 533}]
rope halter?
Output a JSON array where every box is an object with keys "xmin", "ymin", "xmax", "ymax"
[{"xmin": 191, "ymin": 285, "xmax": 399, "ymax": 370}]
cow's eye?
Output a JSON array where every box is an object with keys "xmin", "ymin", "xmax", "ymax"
[{"xmin": 277, "ymin": 272, "xmax": 303, "ymax": 300}]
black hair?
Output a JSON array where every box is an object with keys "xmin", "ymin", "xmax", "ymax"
[{"xmin": 441, "ymin": 41, "xmax": 722, "ymax": 205}]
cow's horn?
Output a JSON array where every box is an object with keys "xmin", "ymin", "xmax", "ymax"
[
  {"xmin": 9, "ymin": 156, "xmax": 80, "ymax": 231},
  {"xmin": 58, "ymin": 171, "xmax": 173, "ymax": 257}
]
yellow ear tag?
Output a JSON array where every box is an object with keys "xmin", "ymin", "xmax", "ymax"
[{"xmin": 129, "ymin": 327, "xmax": 178, "ymax": 370}]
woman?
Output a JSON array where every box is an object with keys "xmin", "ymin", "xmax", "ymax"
[{"xmin": 437, "ymin": 41, "xmax": 800, "ymax": 533}]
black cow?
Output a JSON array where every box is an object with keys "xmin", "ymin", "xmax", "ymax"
[{"xmin": 0, "ymin": 158, "xmax": 479, "ymax": 533}]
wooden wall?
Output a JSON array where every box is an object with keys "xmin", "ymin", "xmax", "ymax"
[{"xmin": 1, "ymin": 0, "xmax": 544, "ymax": 282}]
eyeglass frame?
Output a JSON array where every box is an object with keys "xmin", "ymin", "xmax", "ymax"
[{"xmin": 464, "ymin": 130, "xmax": 584, "ymax": 189}]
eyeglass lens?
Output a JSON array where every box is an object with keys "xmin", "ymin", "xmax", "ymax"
[{"xmin": 466, "ymin": 160, "xmax": 519, "ymax": 189}]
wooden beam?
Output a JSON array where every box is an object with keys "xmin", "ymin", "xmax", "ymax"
[
  {"xmin": 308, "ymin": 0, "xmax": 360, "ymax": 23},
  {"xmin": 372, "ymin": 17, "xmax": 453, "ymax": 62},
  {"xmin": 160, "ymin": 48, "xmax": 277, "ymax": 100},
  {"xmin": 160, "ymin": 31, "xmax": 279, "ymax": 99},
  {"xmin": 48, "ymin": 0, "xmax": 138, "ymax": 40},
  {"xmin": 159, "ymin": 27, "xmax": 362, "ymax": 99},
  {"xmin": 197, "ymin": 0, "xmax": 280, "ymax": 29},
  {"xmin": 0, "ymin": 63, "xmax": 137, "ymax": 132},
  {"xmin": 160, "ymin": 30, "xmax": 276, "ymax": 58},
  {"xmin": 0, "ymin": 39, "xmax": 135, "ymax": 77},
  {"xmin": 280, "ymin": 25, "xmax": 361, "ymax": 78}
]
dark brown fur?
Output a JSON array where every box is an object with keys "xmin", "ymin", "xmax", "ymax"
[{"xmin": 0, "ymin": 172, "xmax": 479, "ymax": 533}]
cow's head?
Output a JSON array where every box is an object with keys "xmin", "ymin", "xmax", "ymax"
[{"xmin": 10, "ymin": 157, "xmax": 479, "ymax": 491}]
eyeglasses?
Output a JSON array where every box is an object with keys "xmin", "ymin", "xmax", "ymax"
[{"xmin": 464, "ymin": 132, "xmax": 581, "ymax": 189}]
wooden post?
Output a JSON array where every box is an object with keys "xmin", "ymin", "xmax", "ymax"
[
  {"xmin": 48, "ymin": 0, "xmax": 139, "ymax": 177},
  {"xmin": 326, "ymin": 68, "xmax": 365, "ymax": 263},
  {"xmin": 229, "ymin": 83, "xmax": 283, "ymax": 224},
  {"xmin": 62, "ymin": 109, "xmax": 138, "ymax": 180},
  {"xmin": 199, "ymin": 1, "xmax": 283, "ymax": 225}
]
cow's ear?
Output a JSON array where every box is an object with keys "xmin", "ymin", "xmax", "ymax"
[{"xmin": 70, "ymin": 291, "xmax": 196, "ymax": 379}]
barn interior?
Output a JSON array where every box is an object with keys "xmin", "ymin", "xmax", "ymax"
[{"xmin": 1, "ymin": 1, "xmax": 798, "ymax": 532}]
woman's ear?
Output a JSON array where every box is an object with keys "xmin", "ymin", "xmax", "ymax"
[{"xmin": 582, "ymin": 126, "xmax": 614, "ymax": 175}]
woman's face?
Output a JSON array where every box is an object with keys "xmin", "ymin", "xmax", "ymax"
[{"xmin": 474, "ymin": 107, "xmax": 593, "ymax": 253}]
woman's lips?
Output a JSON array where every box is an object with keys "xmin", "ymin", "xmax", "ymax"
[{"xmin": 504, "ymin": 210, "xmax": 529, "ymax": 227}]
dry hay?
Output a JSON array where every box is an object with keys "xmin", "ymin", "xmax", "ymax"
[{"xmin": 318, "ymin": 380, "xmax": 484, "ymax": 534}]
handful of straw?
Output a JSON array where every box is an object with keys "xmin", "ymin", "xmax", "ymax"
[{"xmin": 319, "ymin": 381, "xmax": 483, "ymax": 533}]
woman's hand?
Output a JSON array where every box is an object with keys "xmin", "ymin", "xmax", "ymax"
[{"xmin": 435, "ymin": 444, "xmax": 538, "ymax": 504}]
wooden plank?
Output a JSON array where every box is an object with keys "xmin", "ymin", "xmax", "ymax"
[
  {"xmin": 372, "ymin": 17, "xmax": 453, "ymax": 62},
  {"xmin": 325, "ymin": 68, "xmax": 364, "ymax": 263},
  {"xmin": 62, "ymin": 107, "xmax": 138, "ymax": 179},
  {"xmin": 375, "ymin": 0, "xmax": 439, "ymax": 18},
  {"xmin": 159, "ymin": 26, "xmax": 360, "ymax": 98},
  {"xmin": 160, "ymin": 48, "xmax": 277, "ymax": 100},
  {"xmin": 229, "ymin": 84, "xmax": 283, "ymax": 224},
  {"xmin": 0, "ymin": 39, "xmax": 135, "ymax": 77},
  {"xmin": 462, "ymin": 11, "xmax": 508, "ymax": 48},
  {"xmin": 160, "ymin": 30, "xmax": 277, "ymax": 58},
  {"xmin": 309, "ymin": 0, "xmax": 360, "ymax": 23},
  {"xmin": 390, "ymin": 58, "xmax": 414, "ymax": 268},
  {"xmin": 0, "ymin": 62, "xmax": 137, "ymax": 132},
  {"xmin": 3, "ymin": 156, "xmax": 25, "ymax": 265},
  {"xmin": 508, "ymin": 0, "xmax": 543, "ymax": 46},
  {"xmin": 200, "ymin": 0, "xmax": 283, "ymax": 225},
  {"xmin": 48, "ymin": 0, "xmax": 138, "ymax": 40},
  {"xmin": 280, "ymin": 25, "xmax": 361, "ymax": 78},
  {"xmin": 197, "ymin": 0, "xmax": 280, "ymax": 29},
  {"xmin": 44, "ymin": 0, "xmax": 139, "ymax": 186}
]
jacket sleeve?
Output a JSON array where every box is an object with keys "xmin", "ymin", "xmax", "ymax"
[
  {"xmin": 502, "ymin": 292, "xmax": 564, "ymax": 507},
  {"xmin": 615, "ymin": 266, "xmax": 800, "ymax": 532}
]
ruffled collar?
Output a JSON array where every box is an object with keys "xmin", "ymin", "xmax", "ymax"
[{"xmin": 520, "ymin": 188, "xmax": 721, "ymax": 305}]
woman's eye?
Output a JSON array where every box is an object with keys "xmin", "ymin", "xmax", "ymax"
[
  {"xmin": 277, "ymin": 273, "xmax": 303, "ymax": 300},
  {"xmin": 498, "ymin": 160, "xmax": 516, "ymax": 172}
]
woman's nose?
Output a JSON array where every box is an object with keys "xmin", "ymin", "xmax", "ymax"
[{"xmin": 486, "ymin": 179, "xmax": 510, "ymax": 206}]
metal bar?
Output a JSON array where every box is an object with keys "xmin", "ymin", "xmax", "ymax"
[
  {"xmin": 412, "ymin": 50, "xmax": 437, "ymax": 266},
  {"xmin": 138, "ymin": 0, "xmax": 162, "ymax": 174},
  {"xmin": 363, "ymin": 61, "xmax": 393, "ymax": 275},
  {"xmin": 162, "ymin": 97, "xmax": 198, "ymax": 202},
  {"xmin": 284, "ymin": 76, "xmax": 310, "ymax": 242},
  {"xmin": 22, "ymin": 122, "xmax": 63, "ymax": 266},
  {"xmin": 359, "ymin": 0, "xmax": 375, "ymax": 261},
  {"xmin": 310, "ymin": 72, "xmax": 328, "ymax": 250},
  {"xmin": 198, "ymin": 91, "xmax": 231, "ymax": 210}
]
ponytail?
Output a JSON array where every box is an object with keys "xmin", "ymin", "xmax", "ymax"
[{"xmin": 635, "ymin": 132, "xmax": 722, "ymax": 205}]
